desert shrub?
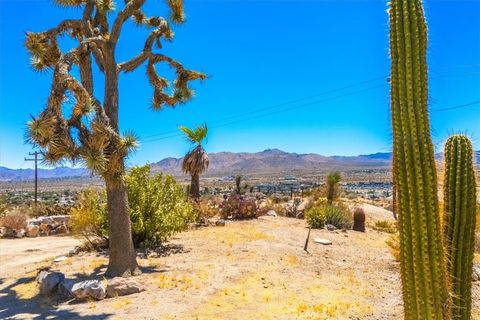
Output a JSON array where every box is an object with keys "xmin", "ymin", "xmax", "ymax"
[
  {"xmin": 70, "ymin": 188, "xmax": 108, "ymax": 243},
  {"xmin": 71, "ymin": 165, "xmax": 196, "ymax": 248},
  {"xmin": 263, "ymin": 202, "xmax": 286, "ymax": 216},
  {"xmin": 386, "ymin": 233, "xmax": 400, "ymax": 261},
  {"xmin": 305, "ymin": 203, "xmax": 353, "ymax": 229},
  {"xmin": 305, "ymin": 206, "xmax": 325, "ymax": 229},
  {"xmin": 220, "ymin": 194, "xmax": 258, "ymax": 219},
  {"xmin": 372, "ymin": 220, "xmax": 397, "ymax": 234},
  {"xmin": 285, "ymin": 198, "xmax": 303, "ymax": 218},
  {"xmin": 0, "ymin": 213, "xmax": 28, "ymax": 231},
  {"xmin": 126, "ymin": 165, "xmax": 197, "ymax": 247},
  {"xmin": 0, "ymin": 195, "xmax": 9, "ymax": 217},
  {"xmin": 193, "ymin": 199, "xmax": 222, "ymax": 220}
]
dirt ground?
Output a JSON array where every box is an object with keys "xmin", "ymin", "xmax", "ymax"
[
  {"xmin": 0, "ymin": 205, "xmax": 479, "ymax": 320},
  {"xmin": 0, "ymin": 236, "xmax": 82, "ymax": 279}
]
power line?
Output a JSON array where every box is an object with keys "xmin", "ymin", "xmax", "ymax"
[
  {"xmin": 140, "ymin": 98, "xmax": 480, "ymax": 144},
  {"xmin": 140, "ymin": 76, "xmax": 387, "ymax": 140},
  {"xmin": 140, "ymin": 72, "xmax": 479, "ymax": 141},
  {"xmin": 141, "ymin": 83, "xmax": 387, "ymax": 144},
  {"xmin": 430, "ymin": 100, "xmax": 480, "ymax": 112}
]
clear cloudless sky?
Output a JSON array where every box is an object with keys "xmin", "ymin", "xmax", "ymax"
[{"xmin": 0, "ymin": 0, "xmax": 479, "ymax": 169}]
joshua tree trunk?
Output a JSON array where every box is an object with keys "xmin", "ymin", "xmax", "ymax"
[
  {"xmin": 105, "ymin": 175, "xmax": 139, "ymax": 277},
  {"xmin": 103, "ymin": 55, "xmax": 138, "ymax": 277},
  {"xmin": 190, "ymin": 173, "xmax": 200, "ymax": 198}
]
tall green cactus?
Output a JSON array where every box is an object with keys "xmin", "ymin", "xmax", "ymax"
[
  {"xmin": 443, "ymin": 134, "xmax": 477, "ymax": 320},
  {"xmin": 389, "ymin": 0, "xmax": 451, "ymax": 319}
]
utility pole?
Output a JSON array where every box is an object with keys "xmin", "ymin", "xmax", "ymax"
[{"xmin": 24, "ymin": 151, "xmax": 43, "ymax": 204}]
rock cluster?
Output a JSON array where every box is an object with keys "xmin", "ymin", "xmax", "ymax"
[
  {"xmin": 1, "ymin": 215, "xmax": 70, "ymax": 239},
  {"xmin": 37, "ymin": 271, "xmax": 145, "ymax": 301}
]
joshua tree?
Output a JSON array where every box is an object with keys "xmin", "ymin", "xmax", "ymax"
[
  {"xmin": 326, "ymin": 171, "xmax": 341, "ymax": 204},
  {"xmin": 235, "ymin": 175, "xmax": 242, "ymax": 195},
  {"xmin": 180, "ymin": 124, "xmax": 209, "ymax": 198},
  {"xmin": 25, "ymin": 0, "xmax": 205, "ymax": 277}
]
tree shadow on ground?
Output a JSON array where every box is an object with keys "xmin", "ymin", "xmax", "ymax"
[
  {"xmin": 0, "ymin": 274, "xmax": 113, "ymax": 319},
  {"xmin": 0, "ymin": 244, "xmax": 189, "ymax": 319}
]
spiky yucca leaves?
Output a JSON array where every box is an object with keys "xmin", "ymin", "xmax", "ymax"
[
  {"xmin": 443, "ymin": 135, "xmax": 477, "ymax": 320},
  {"xmin": 180, "ymin": 124, "xmax": 209, "ymax": 198},
  {"xmin": 389, "ymin": 0, "xmax": 450, "ymax": 318}
]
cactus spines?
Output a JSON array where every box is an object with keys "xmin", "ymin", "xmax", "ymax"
[
  {"xmin": 389, "ymin": 0, "xmax": 450, "ymax": 318},
  {"xmin": 443, "ymin": 134, "xmax": 477, "ymax": 320},
  {"xmin": 352, "ymin": 207, "xmax": 366, "ymax": 232}
]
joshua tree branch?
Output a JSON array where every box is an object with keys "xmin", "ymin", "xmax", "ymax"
[{"xmin": 111, "ymin": 0, "xmax": 146, "ymax": 46}]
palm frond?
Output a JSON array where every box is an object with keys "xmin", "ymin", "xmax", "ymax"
[
  {"xmin": 179, "ymin": 124, "xmax": 207, "ymax": 145},
  {"xmin": 182, "ymin": 145, "xmax": 209, "ymax": 176}
]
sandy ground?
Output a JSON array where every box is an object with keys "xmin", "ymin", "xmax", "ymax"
[
  {"xmin": 0, "ymin": 236, "xmax": 82, "ymax": 279},
  {"xmin": 0, "ymin": 205, "xmax": 478, "ymax": 320}
]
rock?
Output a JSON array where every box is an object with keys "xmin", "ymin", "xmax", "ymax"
[
  {"xmin": 68, "ymin": 246, "xmax": 82, "ymax": 257},
  {"xmin": 39, "ymin": 223, "xmax": 53, "ymax": 236},
  {"xmin": 71, "ymin": 280, "xmax": 106, "ymax": 300},
  {"xmin": 54, "ymin": 256, "xmax": 68, "ymax": 263},
  {"xmin": 51, "ymin": 224, "xmax": 68, "ymax": 235},
  {"xmin": 106, "ymin": 277, "xmax": 146, "ymax": 298},
  {"xmin": 215, "ymin": 219, "xmax": 226, "ymax": 227},
  {"xmin": 16, "ymin": 229, "xmax": 26, "ymax": 238},
  {"xmin": 266, "ymin": 210, "xmax": 277, "ymax": 217},
  {"xmin": 326, "ymin": 224, "xmax": 336, "ymax": 231},
  {"xmin": 473, "ymin": 265, "xmax": 480, "ymax": 282},
  {"xmin": 1, "ymin": 227, "xmax": 15, "ymax": 238},
  {"xmin": 26, "ymin": 225, "xmax": 39, "ymax": 237},
  {"xmin": 296, "ymin": 199, "xmax": 312, "ymax": 212},
  {"xmin": 58, "ymin": 279, "xmax": 75, "ymax": 298},
  {"xmin": 314, "ymin": 238, "xmax": 332, "ymax": 245},
  {"xmin": 37, "ymin": 271, "xmax": 65, "ymax": 295}
]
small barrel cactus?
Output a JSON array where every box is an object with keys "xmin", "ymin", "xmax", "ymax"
[{"xmin": 352, "ymin": 207, "xmax": 366, "ymax": 232}]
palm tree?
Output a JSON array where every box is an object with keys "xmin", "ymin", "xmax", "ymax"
[{"xmin": 180, "ymin": 124, "xmax": 209, "ymax": 198}]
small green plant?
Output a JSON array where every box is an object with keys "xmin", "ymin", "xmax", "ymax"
[
  {"xmin": 306, "ymin": 203, "xmax": 353, "ymax": 230},
  {"xmin": 305, "ymin": 206, "xmax": 325, "ymax": 229},
  {"xmin": 372, "ymin": 220, "xmax": 397, "ymax": 234}
]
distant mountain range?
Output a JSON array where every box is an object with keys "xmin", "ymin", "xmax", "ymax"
[{"xmin": 1, "ymin": 149, "xmax": 478, "ymax": 182}]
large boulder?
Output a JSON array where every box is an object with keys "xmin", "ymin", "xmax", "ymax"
[
  {"xmin": 16, "ymin": 229, "xmax": 26, "ymax": 238},
  {"xmin": 106, "ymin": 277, "xmax": 146, "ymax": 298},
  {"xmin": 71, "ymin": 280, "xmax": 106, "ymax": 300},
  {"xmin": 26, "ymin": 225, "xmax": 39, "ymax": 237},
  {"xmin": 39, "ymin": 223, "xmax": 53, "ymax": 236},
  {"xmin": 37, "ymin": 271, "xmax": 65, "ymax": 295},
  {"xmin": 51, "ymin": 224, "xmax": 68, "ymax": 235}
]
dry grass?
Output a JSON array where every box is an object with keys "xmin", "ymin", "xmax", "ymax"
[
  {"xmin": 11, "ymin": 280, "xmax": 38, "ymax": 300},
  {"xmin": 385, "ymin": 233, "xmax": 400, "ymax": 261}
]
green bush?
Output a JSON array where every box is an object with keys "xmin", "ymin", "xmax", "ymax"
[
  {"xmin": 70, "ymin": 188, "xmax": 108, "ymax": 243},
  {"xmin": 126, "ymin": 165, "xmax": 196, "ymax": 247},
  {"xmin": 305, "ymin": 203, "xmax": 353, "ymax": 229},
  {"xmin": 70, "ymin": 165, "xmax": 196, "ymax": 248}
]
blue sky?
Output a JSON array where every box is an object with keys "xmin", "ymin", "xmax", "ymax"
[{"xmin": 0, "ymin": 0, "xmax": 479, "ymax": 169}]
